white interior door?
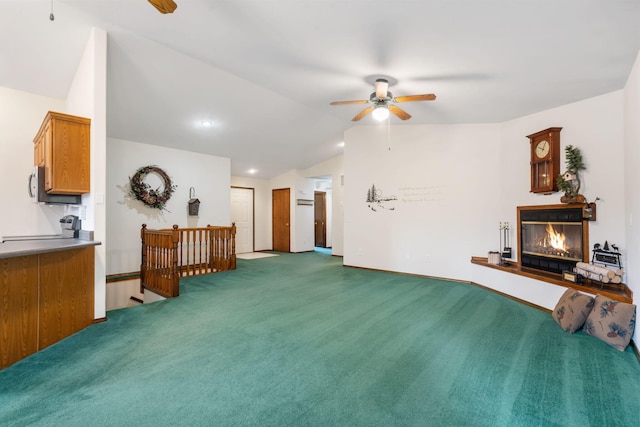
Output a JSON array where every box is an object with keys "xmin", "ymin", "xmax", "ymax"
[{"xmin": 231, "ymin": 187, "xmax": 254, "ymax": 254}]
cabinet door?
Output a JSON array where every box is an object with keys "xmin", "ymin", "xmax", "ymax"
[
  {"xmin": 49, "ymin": 118, "xmax": 90, "ymax": 194},
  {"xmin": 38, "ymin": 247, "xmax": 94, "ymax": 350},
  {"xmin": 0, "ymin": 256, "xmax": 39, "ymax": 370},
  {"xmin": 33, "ymin": 125, "xmax": 47, "ymax": 167},
  {"xmin": 43, "ymin": 120, "xmax": 53, "ymax": 190}
]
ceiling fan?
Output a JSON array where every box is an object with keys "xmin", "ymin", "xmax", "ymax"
[
  {"xmin": 148, "ymin": 0, "xmax": 177, "ymax": 14},
  {"xmin": 330, "ymin": 78, "xmax": 436, "ymax": 121}
]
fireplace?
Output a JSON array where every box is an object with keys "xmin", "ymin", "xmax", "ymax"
[{"xmin": 517, "ymin": 205, "xmax": 589, "ymax": 274}]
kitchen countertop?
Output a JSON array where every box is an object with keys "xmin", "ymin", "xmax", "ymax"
[{"xmin": 0, "ymin": 238, "xmax": 101, "ymax": 259}]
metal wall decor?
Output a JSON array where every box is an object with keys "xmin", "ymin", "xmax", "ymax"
[{"xmin": 188, "ymin": 187, "xmax": 200, "ymax": 216}]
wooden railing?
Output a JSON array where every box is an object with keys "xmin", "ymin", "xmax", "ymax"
[
  {"xmin": 140, "ymin": 225, "xmax": 180, "ymax": 298},
  {"xmin": 141, "ymin": 223, "xmax": 236, "ymax": 298}
]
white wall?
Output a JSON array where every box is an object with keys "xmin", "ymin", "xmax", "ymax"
[
  {"xmin": 268, "ymin": 169, "xmax": 316, "ymax": 253},
  {"xmin": 344, "ymin": 123, "xmax": 501, "ymax": 279},
  {"xmin": 0, "ymin": 87, "xmax": 66, "ymax": 238},
  {"xmin": 500, "ymin": 92, "xmax": 626, "ymax": 254},
  {"xmin": 231, "ymin": 154, "xmax": 345, "ymax": 255},
  {"xmin": 106, "ymin": 138, "xmax": 230, "ymax": 274},
  {"xmin": 294, "ymin": 173, "xmax": 316, "ymax": 252},
  {"xmin": 65, "ymin": 27, "xmax": 108, "ymax": 320},
  {"xmin": 324, "ymin": 187, "xmax": 333, "ymax": 248},
  {"xmin": 302, "ymin": 155, "xmax": 344, "ymax": 256},
  {"xmin": 624, "ymin": 50, "xmax": 640, "ymax": 342},
  {"xmin": 230, "ymin": 176, "xmax": 272, "ymax": 251},
  {"xmin": 343, "ymin": 92, "xmax": 631, "ymax": 327}
]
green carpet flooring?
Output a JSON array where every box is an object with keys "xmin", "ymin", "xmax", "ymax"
[{"xmin": 1, "ymin": 251, "xmax": 638, "ymax": 426}]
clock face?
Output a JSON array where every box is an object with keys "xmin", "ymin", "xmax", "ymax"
[{"xmin": 535, "ymin": 140, "xmax": 550, "ymax": 158}]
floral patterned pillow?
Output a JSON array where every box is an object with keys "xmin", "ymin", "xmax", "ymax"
[
  {"xmin": 552, "ymin": 288, "xmax": 594, "ymax": 333},
  {"xmin": 583, "ymin": 295, "xmax": 637, "ymax": 351}
]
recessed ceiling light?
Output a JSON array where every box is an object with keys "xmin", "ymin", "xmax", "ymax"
[
  {"xmin": 247, "ymin": 169, "xmax": 257, "ymax": 174},
  {"xmin": 200, "ymin": 120, "xmax": 214, "ymax": 128},
  {"xmin": 338, "ymin": 141, "xmax": 345, "ymax": 148}
]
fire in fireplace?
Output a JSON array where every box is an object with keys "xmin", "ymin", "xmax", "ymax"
[
  {"xmin": 518, "ymin": 206, "xmax": 589, "ymax": 274},
  {"xmin": 523, "ymin": 222, "xmax": 583, "ymax": 261}
]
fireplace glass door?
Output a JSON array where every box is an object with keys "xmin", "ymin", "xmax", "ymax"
[{"xmin": 521, "ymin": 221, "xmax": 583, "ymax": 261}]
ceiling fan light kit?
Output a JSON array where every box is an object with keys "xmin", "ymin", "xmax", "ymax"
[
  {"xmin": 330, "ymin": 78, "xmax": 436, "ymax": 122},
  {"xmin": 372, "ymin": 106, "xmax": 390, "ymax": 121}
]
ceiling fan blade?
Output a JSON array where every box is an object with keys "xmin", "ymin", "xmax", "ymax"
[
  {"xmin": 394, "ymin": 94, "xmax": 436, "ymax": 103},
  {"xmin": 330, "ymin": 100, "xmax": 370, "ymax": 105},
  {"xmin": 374, "ymin": 79, "xmax": 389, "ymax": 98},
  {"xmin": 352, "ymin": 107, "xmax": 374, "ymax": 121},
  {"xmin": 388, "ymin": 105, "xmax": 412, "ymax": 120},
  {"xmin": 148, "ymin": 0, "xmax": 178, "ymax": 13}
]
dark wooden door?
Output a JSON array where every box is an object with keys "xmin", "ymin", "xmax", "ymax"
[
  {"xmin": 272, "ymin": 188, "xmax": 290, "ymax": 252},
  {"xmin": 314, "ymin": 191, "xmax": 326, "ymax": 248}
]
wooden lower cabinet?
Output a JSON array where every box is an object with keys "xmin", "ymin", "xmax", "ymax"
[
  {"xmin": 0, "ymin": 256, "xmax": 39, "ymax": 369},
  {"xmin": 39, "ymin": 248, "xmax": 94, "ymax": 350},
  {"xmin": 0, "ymin": 246, "xmax": 94, "ymax": 370}
]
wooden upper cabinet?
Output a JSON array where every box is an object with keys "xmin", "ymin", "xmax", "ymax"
[{"xmin": 33, "ymin": 111, "xmax": 91, "ymax": 195}]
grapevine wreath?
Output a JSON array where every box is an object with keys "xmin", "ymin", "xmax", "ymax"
[{"xmin": 129, "ymin": 165, "xmax": 176, "ymax": 211}]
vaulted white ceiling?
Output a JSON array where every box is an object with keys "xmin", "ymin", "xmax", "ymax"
[{"xmin": 1, "ymin": 1, "xmax": 639, "ymax": 178}]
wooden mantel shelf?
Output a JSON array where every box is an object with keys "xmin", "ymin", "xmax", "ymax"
[{"xmin": 471, "ymin": 256, "xmax": 633, "ymax": 304}]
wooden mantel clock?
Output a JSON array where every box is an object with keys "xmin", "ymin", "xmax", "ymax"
[{"xmin": 527, "ymin": 127, "xmax": 562, "ymax": 194}]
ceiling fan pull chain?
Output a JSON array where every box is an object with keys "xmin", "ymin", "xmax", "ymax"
[{"xmin": 49, "ymin": 0, "xmax": 54, "ymax": 21}]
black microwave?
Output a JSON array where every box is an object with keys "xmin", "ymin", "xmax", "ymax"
[{"xmin": 28, "ymin": 166, "xmax": 82, "ymax": 205}]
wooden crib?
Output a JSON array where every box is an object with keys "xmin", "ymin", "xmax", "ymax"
[{"xmin": 140, "ymin": 223, "xmax": 236, "ymax": 298}]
